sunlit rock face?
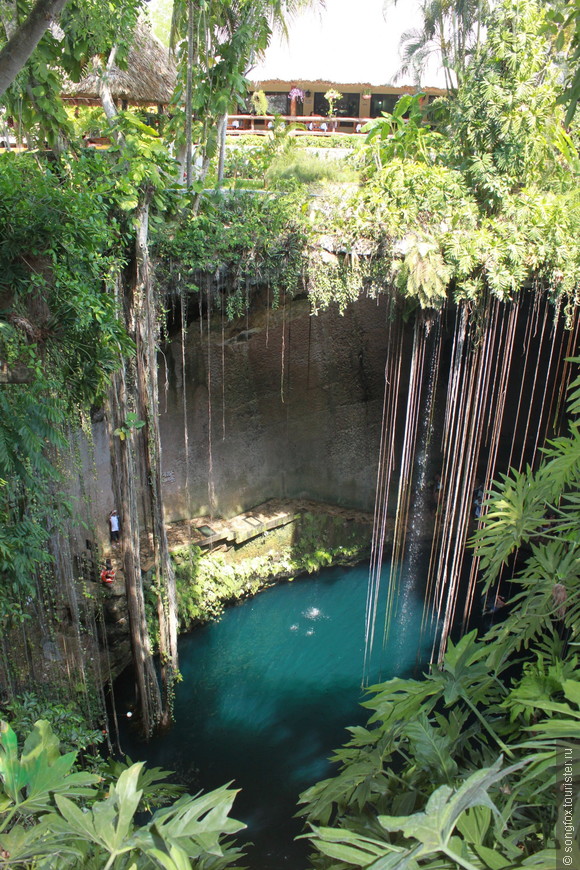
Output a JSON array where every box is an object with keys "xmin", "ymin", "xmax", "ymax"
[
  {"xmin": 87, "ymin": 286, "xmax": 570, "ymax": 546},
  {"xmin": 156, "ymin": 295, "xmax": 393, "ymax": 521}
]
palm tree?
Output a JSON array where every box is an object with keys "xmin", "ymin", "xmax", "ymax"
[
  {"xmin": 170, "ymin": 0, "xmax": 317, "ymax": 190},
  {"xmin": 385, "ymin": 0, "xmax": 493, "ymax": 89}
]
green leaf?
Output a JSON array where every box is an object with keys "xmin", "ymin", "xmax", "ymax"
[
  {"xmin": 308, "ymin": 825, "xmax": 402, "ymax": 867},
  {"xmin": 378, "ymin": 757, "xmax": 525, "ymax": 858},
  {"xmin": 315, "ymin": 839, "xmax": 382, "ymax": 865},
  {"xmin": 54, "ymin": 793, "xmax": 99, "ymax": 842},
  {"xmin": 0, "ymin": 720, "xmax": 28, "ymax": 803},
  {"xmin": 112, "ymin": 762, "xmax": 144, "ymax": 846},
  {"xmin": 405, "ymin": 714, "xmax": 458, "ymax": 780},
  {"xmin": 456, "ymin": 806, "xmax": 492, "ymax": 846},
  {"xmin": 562, "ymin": 680, "xmax": 580, "ymax": 707},
  {"xmin": 473, "ymin": 842, "xmax": 512, "ymax": 869}
]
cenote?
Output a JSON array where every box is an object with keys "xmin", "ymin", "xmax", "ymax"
[{"xmin": 121, "ymin": 561, "xmax": 433, "ymax": 869}]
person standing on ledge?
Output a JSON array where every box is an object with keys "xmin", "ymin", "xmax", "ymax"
[{"xmin": 108, "ymin": 509, "xmax": 120, "ymax": 544}]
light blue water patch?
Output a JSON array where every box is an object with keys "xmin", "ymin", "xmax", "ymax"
[{"xmin": 123, "ymin": 561, "xmax": 432, "ymax": 870}]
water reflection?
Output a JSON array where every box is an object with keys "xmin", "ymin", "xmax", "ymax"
[{"xmin": 122, "ymin": 562, "xmax": 432, "ymax": 870}]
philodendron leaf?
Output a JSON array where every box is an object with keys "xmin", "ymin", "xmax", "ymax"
[
  {"xmin": 91, "ymin": 791, "xmax": 123, "ymax": 852},
  {"xmin": 21, "ymin": 719, "xmax": 60, "ymax": 767},
  {"xmin": 54, "ymin": 793, "xmax": 99, "ymax": 842},
  {"xmin": 521, "ymin": 849, "xmax": 558, "ymax": 867},
  {"xmin": 562, "ymin": 679, "xmax": 580, "ymax": 707},
  {"xmin": 0, "ymin": 820, "xmax": 85, "ymax": 866},
  {"xmin": 110, "ymin": 762, "xmax": 144, "ymax": 848},
  {"xmin": 146, "ymin": 843, "xmax": 193, "ymax": 870},
  {"xmin": 313, "ymin": 840, "xmax": 380, "ymax": 865},
  {"xmin": 150, "ymin": 783, "xmax": 245, "ymax": 841},
  {"xmin": 307, "ymin": 824, "xmax": 404, "ymax": 867},
  {"xmin": 0, "ymin": 720, "xmax": 28, "ymax": 803},
  {"xmin": 378, "ymin": 757, "xmax": 526, "ymax": 857},
  {"xmin": 456, "ymin": 805, "xmax": 492, "ymax": 845},
  {"xmin": 23, "ymin": 753, "xmax": 98, "ymax": 813},
  {"xmin": 405, "ymin": 713, "xmax": 458, "ymax": 780},
  {"xmin": 380, "ymin": 784, "xmax": 455, "ymax": 852},
  {"xmin": 473, "ymin": 842, "xmax": 512, "ymax": 868},
  {"xmin": 0, "ymin": 720, "xmax": 98, "ymax": 816},
  {"xmin": 522, "ymin": 679, "xmax": 580, "ymax": 740}
]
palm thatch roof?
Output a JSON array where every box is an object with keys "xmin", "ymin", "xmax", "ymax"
[{"xmin": 63, "ymin": 24, "xmax": 177, "ymax": 107}]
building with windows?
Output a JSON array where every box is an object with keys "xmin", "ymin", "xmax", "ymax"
[{"xmin": 243, "ymin": 0, "xmax": 448, "ymax": 131}]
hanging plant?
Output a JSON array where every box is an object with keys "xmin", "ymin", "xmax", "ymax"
[
  {"xmin": 288, "ymin": 87, "xmax": 305, "ymax": 102},
  {"xmin": 324, "ymin": 88, "xmax": 343, "ymax": 116},
  {"xmin": 250, "ymin": 90, "xmax": 268, "ymax": 115}
]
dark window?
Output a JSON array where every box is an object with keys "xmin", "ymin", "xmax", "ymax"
[
  {"xmin": 370, "ymin": 94, "xmax": 399, "ymax": 118},
  {"xmin": 313, "ymin": 91, "xmax": 359, "ymax": 117},
  {"xmin": 265, "ymin": 92, "xmax": 290, "ymax": 115}
]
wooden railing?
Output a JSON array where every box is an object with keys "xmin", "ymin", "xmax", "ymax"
[
  {"xmin": 226, "ymin": 114, "xmax": 372, "ymax": 136},
  {"xmin": 1, "ymin": 114, "xmax": 371, "ymax": 153}
]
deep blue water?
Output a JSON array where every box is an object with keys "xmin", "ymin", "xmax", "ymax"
[{"xmin": 121, "ymin": 562, "xmax": 431, "ymax": 869}]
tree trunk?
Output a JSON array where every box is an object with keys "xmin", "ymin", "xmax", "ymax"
[
  {"xmin": 108, "ymin": 352, "xmax": 162, "ymax": 740},
  {"xmin": 0, "ymin": 0, "xmax": 70, "ymax": 96},
  {"xmin": 185, "ymin": 0, "xmax": 194, "ymax": 188},
  {"xmin": 192, "ymin": 155, "xmax": 211, "ymax": 214},
  {"xmin": 0, "ymin": 361, "xmax": 33, "ymax": 383},
  {"xmin": 99, "ymin": 76, "xmax": 177, "ymax": 733},
  {"xmin": 133, "ymin": 192, "xmax": 179, "ymax": 728},
  {"xmin": 99, "ymin": 47, "xmax": 125, "ymax": 147},
  {"xmin": 216, "ymin": 113, "xmax": 227, "ymax": 189},
  {"xmin": 0, "ymin": 0, "xmax": 18, "ymax": 39}
]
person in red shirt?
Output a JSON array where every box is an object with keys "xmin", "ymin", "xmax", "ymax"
[{"xmin": 100, "ymin": 559, "xmax": 115, "ymax": 586}]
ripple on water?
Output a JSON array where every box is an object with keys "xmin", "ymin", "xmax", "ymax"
[{"xmin": 122, "ymin": 561, "xmax": 432, "ymax": 870}]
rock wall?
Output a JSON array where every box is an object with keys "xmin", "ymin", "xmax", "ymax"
[
  {"xmin": 89, "ymin": 295, "xmax": 391, "ymax": 533},
  {"xmin": 157, "ymin": 296, "xmax": 390, "ymax": 521}
]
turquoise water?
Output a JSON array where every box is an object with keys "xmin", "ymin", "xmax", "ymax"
[{"xmin": 124, "ymin": 562, "xmax": 430, "ymax": 869}]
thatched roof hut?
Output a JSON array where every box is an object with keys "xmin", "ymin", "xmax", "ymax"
[{"xmin": 63, "ymin": 24, "xmax": 177, "ymax": 108}]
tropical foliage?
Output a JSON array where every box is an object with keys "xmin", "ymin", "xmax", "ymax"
[
  {"xmin": 0, "ymin": 0, "xmax": 145, "ymax": 143},
  {"xmin": 167, "ymin": 0, "xmax": 311, "ymax": 188},
  {"xmin": 0, "ymin": 718, "xmax": 245, "ymax": 868},
  {"xmin": 3, "ymin": 693, "xmax": 105, "ymax": 760},
  {"xmin": 307, "ymin": 0, "xmax": 580, "ymax": 314},
  {"xmin": 299, "ymin": 366, "xmax": 580, "ymax": 868},
  {"xmin": 0, "ymin": 155, "xmax": 129, "ymax": 624},
  {"xmin": 473, "ymin": 358, "xmax": 580, "ymax": 659},
  {"xmin": 386, "ymin": 0, "xmax": 492, "ymax": 90},
  {"xmin": 545, "ymin": 0, "xmax": 580, "ymax": 122},
  {"xmin": 154, "ymin": 187, "xmax": 307, "ymax": 316},
  {"xmin": 362, "ymin": 93, "xmax": 444, "ymax": 167}
]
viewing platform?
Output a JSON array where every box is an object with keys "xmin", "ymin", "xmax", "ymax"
[
  {"xmin": 137, "ymin": 498, "xmax": 375, "ymax": 569},
  {"xmin": 226, "ymin": 114, "xmax": 371, "ymax": 136}
]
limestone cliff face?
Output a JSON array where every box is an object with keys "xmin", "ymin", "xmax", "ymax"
[
  {"xmin": 157, "ymin": 295, "xmax": 391, "ymax": 521},
  {"xmin": 90, "ymin": 295, "xmax": 392, "ymax": 528}
]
